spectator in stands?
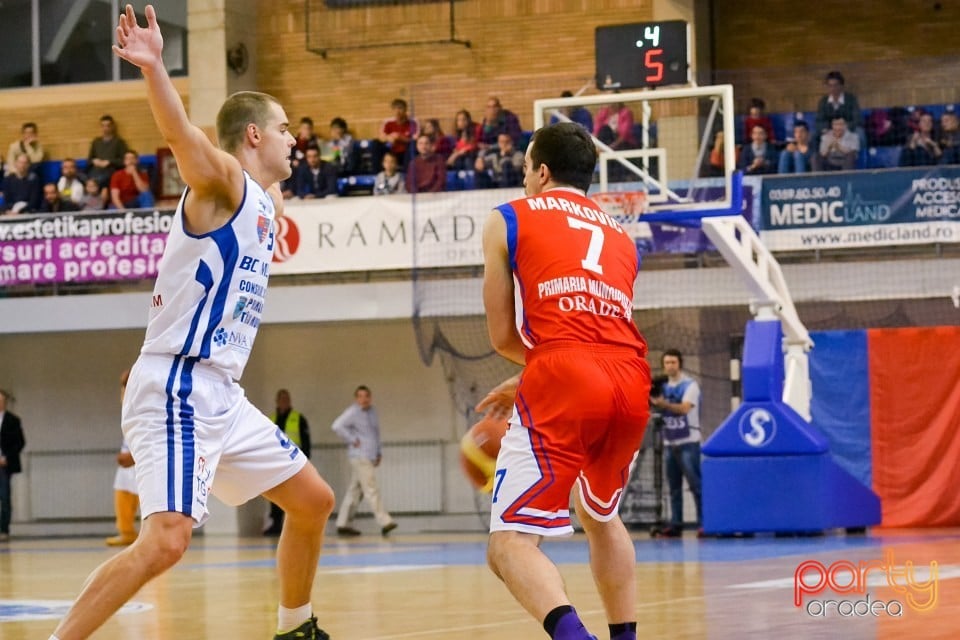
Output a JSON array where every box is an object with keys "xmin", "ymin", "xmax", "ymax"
[
  {"xmin": 5, "ymin": 122, "xmax": 46, "ymax": 174},
  {"xmin": 292, "ymin": 116, "xmax": 321, "ymax": 171},
  {"xmin": 422, "ymin": 118, "xmax": 453, "ymax": 161},
  {"xmin": 940, "ymin": 110, "xmax": 960, "ymax": 165},
  {"xmin": 81, "ymin": 177, "xmax": 108, "ymax": 210},
  {"xmin": 899, "ymin": 111, "xmax": 942, "ymax": 167},
  {"xmin": 474, "ymin": 132, "xmax": 524, "ymax": 188},
  {"xmin": 814, "ymin": 116, "xmax": 859, "ymax": 171},
  {"xmin": 479, "ymin": 96, "xmax": 522, "ymax": 150},
  {"xmin": 594, "ymin": 99, "xmax": 636, "ymax": 150},
  {"xmin": 39, "ymin": 182, "xmax": 81, "ymax": 213},
  {"xmin": 744, "ymin": 97, "xmax": 775, "ymax": 144},
  {"xmin": 814, "ymin": 71, "xmax": 863, "ymax": 144},
  {"xmin": 294, "ymin": 146, "xmax": 339, "ymax": 199},
  {"xmin": 405, "ymin": 134, "xmax": 446, "ymax": 193},
  {"xmin": 549, "ymin": 90, "xmax": 594, "ymax": 132},
  {"xmin": 1, "ymin": 153, "xmax": 42, "ymax": 214},
  {"xmin": 110, "ymin": 150, "xmax": 155, "ymax": 209},
  {"xmin": 380, "ymin": 98, "xmax": 418, "ymax": 166},
  {"xmin": 320, "ymin": 117, "xmax": 358, "ymax": 177},
  {"xmin": 739, "ymin": 125, "xmax": 778, "ymax": 175},
  {"xmin": 374, "ymin": 152, "xmax": 406, "ymax": 196},
  {"xmin": 866, "ymin": 108, "xmax": 898, "ymax": 147},
  {"xmin": 778, "ymin": 121, "xmax": 815, "ymax": 174},
  {"xmin": 88, "ymin": 114, "xmax": 129, "ymax": 189},
  {"xmin": 447, "ymin": 109, "xmax": 481, "ymax": 171},
  {"xmin": 57, "ymin": 158, "xmax": 86, "ymax": 205}
]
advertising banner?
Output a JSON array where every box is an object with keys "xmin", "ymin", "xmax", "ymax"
[
  {"xmin": 760, "ymin": 167, "xmax": 960, "ymax": 250},
  {"xmin": 270, "ymin": 190, "xmax": 509, "ymax": 274},
  {"xmin": 0, "ymin": 210, "xmax": 173, "ymax": 286}
]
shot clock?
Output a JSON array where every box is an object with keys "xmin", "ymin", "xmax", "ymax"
[{"xmin": 596, "ymin": 20, "xmax": 690, "ymax": 90}]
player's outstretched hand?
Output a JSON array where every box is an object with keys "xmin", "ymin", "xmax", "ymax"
[
  {"xmin": 112, "ymin": 4, "xmax": 164, "ymax": 72},
  {"xmin": 475, "ymin": 374, "xmax": 520, "ymax": 420}
]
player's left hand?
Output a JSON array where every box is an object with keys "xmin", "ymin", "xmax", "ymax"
[
  {"xmin": 113, "ymin": 4, "xmax": 164, "ymax": 73},
  {"xmin": 475, "ymin": 374, "xmax": 520, "ymax": 420}
]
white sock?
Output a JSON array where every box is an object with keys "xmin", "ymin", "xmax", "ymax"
[
  {"xmin": 49, "ymin": 636, "xmax": 61, "ymax": 640},
  {"xmin": 278, "ymin": 603, "xmax": 312, "ymax": 633}
]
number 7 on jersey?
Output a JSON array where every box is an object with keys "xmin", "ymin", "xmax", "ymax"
[{"xmin": 567, "ymin": 217, "xmax": 605, "ymax": 275}]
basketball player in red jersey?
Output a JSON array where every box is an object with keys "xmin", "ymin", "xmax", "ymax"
[{"xmin": 477, "ymin": 122, "xmax": 651, "ymax": 640}]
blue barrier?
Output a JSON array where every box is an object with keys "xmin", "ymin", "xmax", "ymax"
[{"xmin": 701, "ymin": 320, "xmax": 881, "ymax": 534}]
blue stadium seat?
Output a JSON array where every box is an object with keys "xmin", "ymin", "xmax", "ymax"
[
  {"xmin": 338, "ymin": 174, "xmax": 376, "ymax": 196},
  {"xmin": 867, "ymin": 146, "xmax": 902, "ymax": 169},
  {"xmin": 459, "ymin": 169, "xmax": 476, "ymax": 190},
  {"xmin": 768, "ymin": 113, "xmax": 788, "ymax": 142},
  {"xmin": 445, "ymin": 170, "xmax": 462, "ymax": 191},
  {"xmin": 518, "ymin": 130, "xmax": 533, "ymax": 152},
  {"xmin": 39, "ymin": 161, "xmax": 62, "ymax": 185}
]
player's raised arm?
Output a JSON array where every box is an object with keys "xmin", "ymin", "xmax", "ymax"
[
  {"xmin": 113, "ymin": 4, "xmax": 243, "ymax": 223},
  {"xmin": 482, "ymin": 210, "xmax": 525, "ymax": 365}
]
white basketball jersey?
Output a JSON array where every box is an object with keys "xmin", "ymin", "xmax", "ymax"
[{"xmin": 141, "ymin": 172, "xmax": 276, "ymax": 380}]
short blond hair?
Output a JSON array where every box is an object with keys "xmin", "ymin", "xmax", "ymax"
[{"xmin": 216, "ymin": 91, "xmax": 282, "ymax": 154}]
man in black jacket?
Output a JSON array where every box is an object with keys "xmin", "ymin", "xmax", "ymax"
[{"xmin": 0, "ymin": 389, "xmax": 26, "ymax": 541}]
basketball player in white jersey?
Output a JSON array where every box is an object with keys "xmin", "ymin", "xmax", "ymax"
[{"xmin": 51, "ymin": 6, "xmax": 336, "ymax": 640}]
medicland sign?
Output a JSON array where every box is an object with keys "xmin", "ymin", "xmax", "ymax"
[{"xmin": 760, "ymin": 167, "xmax": 960, "ymax": 251}]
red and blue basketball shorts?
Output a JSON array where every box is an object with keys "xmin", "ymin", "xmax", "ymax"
[{"xmin": 489, "ymin": 343, "xmax": 651, "ymax": 536}]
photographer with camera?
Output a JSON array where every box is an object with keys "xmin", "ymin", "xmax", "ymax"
[{"xmin": 650, "ymin": 349, "xmax": 703, "ymax": 538}]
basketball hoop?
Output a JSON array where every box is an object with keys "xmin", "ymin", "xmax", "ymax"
[{"xmin": 590, "ymin": 191, "xmax": 648, "ymax": 221}]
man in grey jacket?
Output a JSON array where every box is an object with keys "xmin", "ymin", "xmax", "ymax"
[{"xmin": 331, "ymin": 385, "xmax": 397, "ymax": 537}]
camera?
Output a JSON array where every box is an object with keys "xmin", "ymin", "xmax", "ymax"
[{"xmin": 650, "ymin": 374, "xmax": 668, "ymax": 399}]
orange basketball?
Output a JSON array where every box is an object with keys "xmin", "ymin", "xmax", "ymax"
[{"xmin": 459, "ymin": 415, "xmax": 509, "ymax": 493}]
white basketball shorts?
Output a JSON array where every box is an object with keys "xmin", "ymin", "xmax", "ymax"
[{"xmin": 123, "ymin": 353, "xmax": 307, "ymax": 525}]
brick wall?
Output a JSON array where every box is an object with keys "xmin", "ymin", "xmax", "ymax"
[
  {"xmin": 711, "ymin": 0, "xmax": 960, "ymax": 112},
  {"xmin": 256, "ymin": 0, "xmax": 653, "ymax": 139},
  {"xmin": 3, "ymin": 0, "xmax": 958, "ymax": 161}
]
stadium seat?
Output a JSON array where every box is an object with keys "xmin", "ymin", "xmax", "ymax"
[
  {"xmin": 867, "ymin": 146, "xmax": 902, "ymax": 169},
  {"xmin": 518, "ymin": 130, "xmax": 533, "ymax": 152},
  {"xmin": 338, "ymin": 174, "xmax": 376, "ymax": 197},
  {"xmin": 445, "ymin": 170, "xmax": 461, "ymax": 191},
  {"xmin": 39, "ymin": 160, "xmax": 62, "ymax": 185},
  {"xmin": 459, "ymin": 169, "xmax": 476, "ymax": 190},
  {"xmin": 768, "ymin": 112, "xmax": 788, "ymax": 142}
]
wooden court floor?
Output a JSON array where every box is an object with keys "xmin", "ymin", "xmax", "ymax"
[{"xmin": 2, "ymin": 528, "xmax": 960, "ymax": 639}]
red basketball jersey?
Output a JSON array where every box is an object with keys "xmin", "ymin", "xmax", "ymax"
[{"xmin": 496, "ymin": 187, "xmax": 647, "ymax": 356}]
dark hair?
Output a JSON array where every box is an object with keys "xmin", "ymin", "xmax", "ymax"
[
  {"xmin": 424, "ymin": 118, "xmax": 444, "ymax": 138},
  {"xmin": 794, "ymin": 121, "xmax": 809, "ymax": 131},
  {"xmin": 22, "ymin": 122, "xmax": 37, "ymax": 131},
  {"xmin": 561, "ymin": 90, "xmax": 574, "ymax": 98},
  {"xmin": 354, "ymin": 385, "xmax": 371, "ymax": 396},
  {"xmin": 330, "ymin": 117, "xmax": 347, "ymax": 130},
  {"xmin": 749, "ymin": 97, "xmax": 766, "ymax": 110},
  {"xmin": 391, "ymin": 98, "xmax": 407, "ymax": 110},
  {"xmin": 528, "ymin": 122, "xmax": 597, "ymax": 193},
  {"xmin": 662, "ymin": 348, "xmax": 683, "ymax": 367},
  {"xmin": 100, "ymin": 114, "xmax": 115, "ymax": 123},
  {"xmin": 455, "ymin": 109, "xmax": 475, "ymax": 141},
  {"xmin": 825, "ymin": 71, "xmax": 845, "ymax": 85},
  {"xmin": 299, "ymin": 117, "xmax": 314, "ymax": 127}
]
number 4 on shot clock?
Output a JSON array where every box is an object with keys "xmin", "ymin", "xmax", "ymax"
[{"xmin": 595, "ymin": 20, "xmax": 690, "ymax": 90}]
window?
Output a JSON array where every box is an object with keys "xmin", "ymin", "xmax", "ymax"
[{"xmin": 0, "ymin": 0, "xmax": 187, "ymax": 90}]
